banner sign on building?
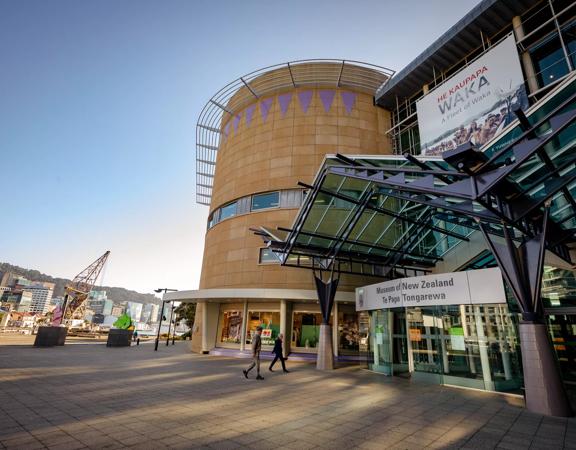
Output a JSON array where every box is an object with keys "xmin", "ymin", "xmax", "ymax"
[
  {"xmin": 417, "ymin": 35, "xmax": 528, "ymax": 156},
  {"xmin": 355, "ymin": 267, "xmax": 506, "ymax": 311}
]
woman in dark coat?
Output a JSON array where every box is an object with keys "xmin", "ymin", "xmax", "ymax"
[{"xmin": 269, "ymin": 333, "xmax": 289, "ymax": 373}]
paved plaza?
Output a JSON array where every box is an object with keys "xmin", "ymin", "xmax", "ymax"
[{"xmin": 0, "ymin": 341, "xmax": 575, "ymax": 450}]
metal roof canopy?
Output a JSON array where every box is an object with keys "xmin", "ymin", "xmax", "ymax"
[
  {"xmin": 195, "ymin": 60, "xmax": 395, "ymax": 206},
  {"xmin": 256, "ymin": 75, "xmax": 576, "ymax": 298},
  {"xmin": 375, "ymin": 0, "xmax": 542, "ymax": 109},
  {"xmin": 255, "ymin": 75, "xmax": 576, "ymax": 417}
]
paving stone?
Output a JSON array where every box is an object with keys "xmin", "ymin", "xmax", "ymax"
[{"xmin": 0, "ymin": 342, "xmax": 574, "ymax": 450}]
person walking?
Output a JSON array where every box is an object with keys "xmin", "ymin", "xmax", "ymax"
[
  {"xmin": 269, "ymin": 333, "xmax": 289, "ymax": 373},
  {"xmin": 243, "ymin": 326, "xmax": 264, "ymax": 380}
]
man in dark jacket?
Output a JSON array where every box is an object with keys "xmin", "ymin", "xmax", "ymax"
[
  {"xmin": 243, "ymin": 326, "xmax": 264, "ymax": 380},
  {"xmin": 269, "ymin": 333, "xmax": 289, "ymax": 373}
]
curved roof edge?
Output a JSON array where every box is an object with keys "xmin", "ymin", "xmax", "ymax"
[{"xmin": 195, "ymin": 59, "xmax": 395, "ymax": 206}]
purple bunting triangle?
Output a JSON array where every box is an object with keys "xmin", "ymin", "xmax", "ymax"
[
  {"xmin": 233, "ymin": 114, "xmax": 241, "ymax": 133},
  {"xmin": 224, "ymin": 121, "xmax": 230, "ymax": 137},
  {"xmin": 298, "ymin": 90, "xmax": 313, "ymax": 113},
  {"xmin": 245, "ymin": 104, "xmax": 256, "ymax": 127},
  {"xmin": 319, "ymin": 90, "xmax": 336, "ymax": 113},
  {"xmin": 278, "ymin": 93, "xmax": 292, "ymax": 117},
  {"xmin": 260, "ymin": 98, "xmax": 273, "ymax": 123},
  {"xmin": 341, "ymin": 91, "xmax": 357, "ymax": 114}
]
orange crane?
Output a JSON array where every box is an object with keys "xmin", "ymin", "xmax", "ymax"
[{"xmin": 54, "ymin": 251, "xmax": 110, "ymax": 325}]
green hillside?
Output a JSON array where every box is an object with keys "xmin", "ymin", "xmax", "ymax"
[{"xmin": 0, "ymin": 262, "xmax": 160, "ymax": 306}]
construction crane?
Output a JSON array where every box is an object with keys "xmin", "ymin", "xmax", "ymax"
[{"xmin": 54, "ymin": 251, "xmax": 110, "ymax": 326}]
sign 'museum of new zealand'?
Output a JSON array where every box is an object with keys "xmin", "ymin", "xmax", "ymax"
[{"xmin": 355, "ymin": 268, "xmax": 506, "ymax": 311}]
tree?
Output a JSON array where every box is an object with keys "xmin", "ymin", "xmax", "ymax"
[{"xmin": 174, "ymin": 303, "xmax": 196, "ymax": 329}]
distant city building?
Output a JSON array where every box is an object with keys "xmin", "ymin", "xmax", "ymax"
[
  {"xmin": 0, "ymin": 308, "xmax": 9, "ymax": 327},
  {"xmin": 88, "ymin": 291, "xmax": 113, "ymax": 316},
  {"xmin": 0, "ymin": 286, "xmax": 11, "ymax": 301},
  {"xmin": 0, "ymin": 272, "xmax": 29, "ymax": 288},
  {"xmin": 16, "ymin": 291, "xmax": 33, "ymax": 312},
  {"xmin": 88, "ymin": 290, "xmax": 107, "ymax": 302},
  {"xmin": 7, "ymin": 311, "xmax": 37, "ymax": 329},
  {"xmin": 126, "ymin": 302, "xmax": 143, "ymax": 323},
  {"xmin": 23, "ymin": 282, "xmax": 54, "ymax": 314},
  {"xmin": 141, "ymin": 303, "xmax": 160, "ymax": 324},
  {"xmin": 92, "ymin": 313, "xmax": 105, "ymax": 324}
]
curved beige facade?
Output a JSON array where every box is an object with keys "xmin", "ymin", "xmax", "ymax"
[
  {"xmin": 201, "ymin": 85, "xmax": 392, "ymax": 292},
  {"xmin": 188, "ymin": 61, "xmax": 395, "ymax": 355}
]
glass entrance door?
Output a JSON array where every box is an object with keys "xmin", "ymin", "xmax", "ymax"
[
  {"xmin": 407, "ymin": 307, "xmax": 443, "ymax": 377},
  {"xmin": 392, "ymin": 309, "xmax": 409, "ymax": 374},
  {"xmin": 370, "ymin": 309, "xmax": 393, "ymax": 375}
]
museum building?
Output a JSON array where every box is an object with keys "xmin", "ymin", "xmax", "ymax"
[{"xmin": 167, "ymin": 0, "xmax": 576, "ymax": 416}]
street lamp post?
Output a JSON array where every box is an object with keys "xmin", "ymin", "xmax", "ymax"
[
  {"xmin": 166, "ymin": 302, "xmax": 174, "ymax": 346},
  {"xmin": 153, "ymin": 288, "xmax": 178, "ymax": 351},
  {"xmin": 172, "ymin": 304, "xmax": 177, "ymax": 345}
]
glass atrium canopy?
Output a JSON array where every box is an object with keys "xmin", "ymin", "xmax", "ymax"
[{"xmin": 256, "ymin": 74, "xmax": 576, "ymax": 280}]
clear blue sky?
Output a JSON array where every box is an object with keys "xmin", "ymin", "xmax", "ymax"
[{"xmin": 0, "ymin": 0, "xmax": 480, "ymax": 294}]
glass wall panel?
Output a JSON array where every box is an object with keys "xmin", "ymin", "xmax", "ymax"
[
  {"xmin": 543, "ymin": 266, "xmax": 576, "ymax": 308},
  {"xmin": 245, "ymin": 311, "xmax": 280, "ymax": 346},
  {"xmin": 530, "ymin": 33, "xmax": 570, "ymax": 88},
  {"xmin": 563, "ymin": 21, "xmax": 576, "ymax": 70},
  {"xmin": 370, "ymin": 309, "xmax": 393, "ymax": 374},
  {"xmin": 218, "ymin": 310, "xmax": 243, "ymax": 344},
  {"xmin": 547, "ymin": 314, "xmax": 576, "ymax": 383},
  {"xmin": 392, "ymin": 309, "xmax": 409, "ymax": 373},
  {"xmin": 407, "ymin": 307, "xmax": 443, "ymax": 374},
  {"xmin": 402, "ymin": 304, "xmax": 523, "ymax": 393}
]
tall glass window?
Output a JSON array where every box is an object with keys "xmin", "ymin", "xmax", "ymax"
[
  {"xmin": 251, "ymin": 192, "xmax": 279, "ymax": 210},
  {"xmin": 547, "ymin": 314, "xmax": 576, "ymax": 384}
]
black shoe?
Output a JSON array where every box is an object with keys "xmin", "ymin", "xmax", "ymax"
[
  {"xmin": 269, "ymin": 367, "xmax": 274, "ymax": 372},
  {"xmin": 243, "ymin": 370, "xmax": 248, "ymax": 379},
  {"xmin": 283, "ymin": 370, "xmax": 290, "ymax": 373},
  {"xmin": 256, "ymin": 375, "xmax": 264, "ymax": 380}
]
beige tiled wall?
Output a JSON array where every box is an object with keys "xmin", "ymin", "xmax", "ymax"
[{"xmin": 200, "ymin": 87, "xmax": 392, "ymax": 291}]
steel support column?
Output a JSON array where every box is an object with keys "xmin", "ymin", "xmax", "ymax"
[
  {"xmin": 477, "ymin": 205, "xmax": 572, "ymax": 417},
  {"xmin": 313, "ymin": 269, "xmax": 339, "ymax": 371}
]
